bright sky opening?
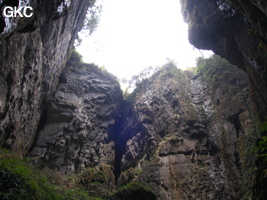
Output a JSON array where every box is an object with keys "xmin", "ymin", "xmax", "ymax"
[{"xmin": 76, "ymin": 0, "xmax": 213, "ymax": 81}]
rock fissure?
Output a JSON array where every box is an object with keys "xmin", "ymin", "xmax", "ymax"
[{"xmin": 0, "ymin": 0, "xmax": 267, "ymax": 199}]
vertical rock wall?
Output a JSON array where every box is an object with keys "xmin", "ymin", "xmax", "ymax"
[
  {"xmin": 0, "ymin": 0, "xmax": 90, "ymax": 156},
  {"xmin": 30, "ymin": 54, "xmax": 123, "ymax": 181},
  {"xmin": 118, "ymin": 57, "xmax": 258, "ymax": 200},
  {"xmin": 180, "ymin": 0, "xmax": 267, "ymax": 120},
  {"xmin": 180, "ymin": 1, "xmax": 267, "ymax": 198},
  {"xmin": 0, "ymin": 1, "xmax": 265, "ymax": 199}
]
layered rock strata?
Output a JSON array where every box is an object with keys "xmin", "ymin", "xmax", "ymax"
[
  {"xmin": 117, "ymin": 57, "xmax": 258, "ymax": 200},
  {"xmin": 180, "ymin": 1, "xmax": 267, "ymax": 198},
  {"xmin": 30, "ymin": 54, "xmax": 122, "ymax": 183},
  {"xmin": 180, "ymin": 0, "xmax": 267, "ymax": 120},
  {"xmin": 0, "ymin": 0, "xmax": 91, "ymax": 156},
  {"xmin": 0, "ymin": 0, "xmax": 265, "ymax": 199}
]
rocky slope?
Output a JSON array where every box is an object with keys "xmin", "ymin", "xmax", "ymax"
[
  {"xmin": 117, "ymin": 56, "xmax": 258, "ymax": 200},
  {"xmin": 0, "ymin": 0, "xmax": 91, "ymax": 156}
]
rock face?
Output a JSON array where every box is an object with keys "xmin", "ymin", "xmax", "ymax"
[
  {"xmin": 0, "ymin": 0, "xmax": 91, "ymax": 156},
  {"xmin": 117, "ymin": 57, "xmax": 258, "ymax": 200},
  {"xmin": 0, "ymin": 0, "xmax": 266, "ymax": 199},
  {"xmin": 31, "ymin": 52, "xmax": 122, "ymax": 174},
  {"xmin": 28, "ymin": 54, "xmax": 259, "ymax": 199},
  {"xmin": 109, "ymin": 183, "xmax": 157, "ymax": 200},
  {"xmin": 180, "ymin": 1, "xmax": 267, "ymax": 198},
  {"xmin": 30, "ymin": 53, "xmax": 122, "ymax": 182},
  {"xmin": 180, "ymin": 0, "xmax": 267, "ymax": 120},
  {"xmin": 28, "ymin": 53, "xmax": 124, "ymax": 198}
]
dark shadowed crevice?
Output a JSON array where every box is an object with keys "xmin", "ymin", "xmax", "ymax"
[
  {"xmin": 112, "ymin": 101, "xmax": 141, "ymax": 184},
  {"xmin": 0, "ymin": 71, "xmax": 14, "ymax": 149},
  {"xmin": 0, "ymin": 18, "xmax": 5, "ymax": 33},
  {"xmin": 109, "ymin": 183, "xmax": 157, "ymax": 200},
  {"xmin": 228, "ymin": 112, "xmax": 243, "ymax": 136},
  {"xmin": 27, "ymin": 102, "xmax": 49, "ymax": 155},
  {"xmin": 112, "ymin": 116, "xmax": 127, "ymax": 184},
  {"xmin": 113, "ymin": 139, "xmax": 125, "ymax": 184}
]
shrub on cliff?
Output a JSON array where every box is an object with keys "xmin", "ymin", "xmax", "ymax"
[
  {"xmin": 0, "ymin": 148, "xmax": 103, "ymax": 200},
  {"xmin": 108, "ymin": 183, "xmax": 157, "ymax": 200}
]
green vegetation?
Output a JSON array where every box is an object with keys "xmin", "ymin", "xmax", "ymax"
[
  {"xmin": 257, "ymin": 42, "xmax": 267, "ymax": 56},
  {"xmin": 123, "ymin": 60, "xmax": 183, "ymax": 101},
  {"xmin": 121, "ymin": 66, "xmax": 159, "ymax": 93},
  {"xmin": 122, "ymin": 59, "xmax": 182, "ymax": 92},
  {"xmin": 75, "ymin": 0, "xmax": 102, "ymax": 46},
  {"xmin": 70, "ymin": 48, "xmax": 83, "ymax": 63},
  {"xmin": 249, "ymin": 120, "xmax": 267, "ymax": 181},
  {"xmin": 0, "ymin": 157, "xmax": 156, "ymax": 200},
  {"xmin": 195, "ymin": 54, "xmax": 262, "ymax": 198},
  {"xmin": 261, "ymin": 121, "xmax": 267, "ymax": 132},
  {"xmin": 194, "ymin": 54, "xmax": 239, "ymax": 99},
  {"xmin": 247, "ymin": 28, "xmax": 258, "ymax": 35},
  {"xmin": 118, "ymin": 182, "xmax": 153, "ymax": 192},
  {"xmin": 195, "ymin": 55, "xmax": 233, "ymax": 81},
  {"xmin": 0, "ymin": 148, "xmax": 103, "ymax": 200},
  {"xmin": 251, "ymin": 121, "xmax": 267, "ymax": 161},
  {"xmin": 256, "ymin": 136, "xmax": 267, "ymax": 160},
  {"xmin": 109, "ymin": 183, "xmax": 156, "ymax": 200},
  {"xmin": 78, "ymin": 166, "xmax": 114, "ymax": 198},
  {"xmin": 84, "ymin": 0, "xmax": 102, "ymax": 36},
  {"xmin": 68, "ymin": 49, "xmax": 119, "ymax": 85}
]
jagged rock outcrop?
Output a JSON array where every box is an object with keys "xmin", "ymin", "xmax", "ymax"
[
  {"xmin": 0, "ymin": 0, "xmax": 91, "ymax": 156},
  {"xmin": 0, "ymin": 1, "xmax": 266, "ymax": 199},
  {"xmin": 117, "ymin": 57, "xmax": 258, "ymax": 200},
  {"xmin": 30, "ymin": 53, "xmax": 122, "ymax": 181},
  {"xmin": 180, "ymin": 1, "xmax": 267, "ymax": 198},
  {"xmin": 180, "ymin": 0, "xmax": 267, "ymax": 120}
]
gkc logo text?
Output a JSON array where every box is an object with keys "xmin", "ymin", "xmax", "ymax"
[
  {"xmin": 3, "ymin": 6, "xmax": 33, "ymax": 17},
  {"xmin": 0, "ymin": 0, "xmax": 33, "ymax": 18}
]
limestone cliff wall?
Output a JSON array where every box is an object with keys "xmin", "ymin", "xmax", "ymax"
[
  {"xmin": 118, "ymin": 57, "xmax": 258, "ymax": 200},
  {"xmin": 30, "ymin": 53, "xmax": 122, "ymax": 183},
  {"xmin": 0, "ymin": 1, "xmax": 265, "ymax": 199},
  {"xmin": 180, "ymin": 1, "xmax": 267, "ymax": 198},
  {"xmin": 27, "ymin": 54, "xmax": 257, "ymax": 200},
  {"xmin": 180, "ymin": 0, "xmax": 267, "ymax": 120},
  {"xmin": 0, "ymin": 0, "xmax": 90, "ymax": 156}
]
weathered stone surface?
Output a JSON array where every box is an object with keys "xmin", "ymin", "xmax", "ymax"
[
  {"xmin": 30, "ymin": 54, "xmax": 122, "ymax": 177},
  {"xmin": 109, "ymin": 183, "xmax": 157, "ymax": 200},
  {"xmin": 0, "ymin": 0, "xmax": 71, "ymax": 39},
  {"xmin": 180, "ymin": 0, "xmax": 267, "ymax": 120},
  {"xmin": 0, "ymin": 0, "xmax": 90, "ymax": 156},
  {"xmin": 180, "ymin": 1, "xmax": 267, "ymax": 198},
  {"xmin": 118, "ymin": 58, "xmax": 258, "ymax": 200},
  {"xmin": 79, "ymin": 163, "xmax": 116, "ymax": 198},
  {"xmin": 0, "ymin": 0, "xmax": 266, "ymax": 199}
]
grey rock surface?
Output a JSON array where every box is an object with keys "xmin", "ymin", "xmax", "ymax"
[
  {"xmin": 0, "ymin": 0, "xmax": 91, "ymax": 156},
  {"xmin": 180, "ymin": 1, "xmax": 267, "ymax": 198},
  {"xmin": 30, "ymin": 56, "xmax": 122, "ymax": 177},
  {"xmin": 118, "ymin": 59, "xmax": 258, "ymax": 200}
]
